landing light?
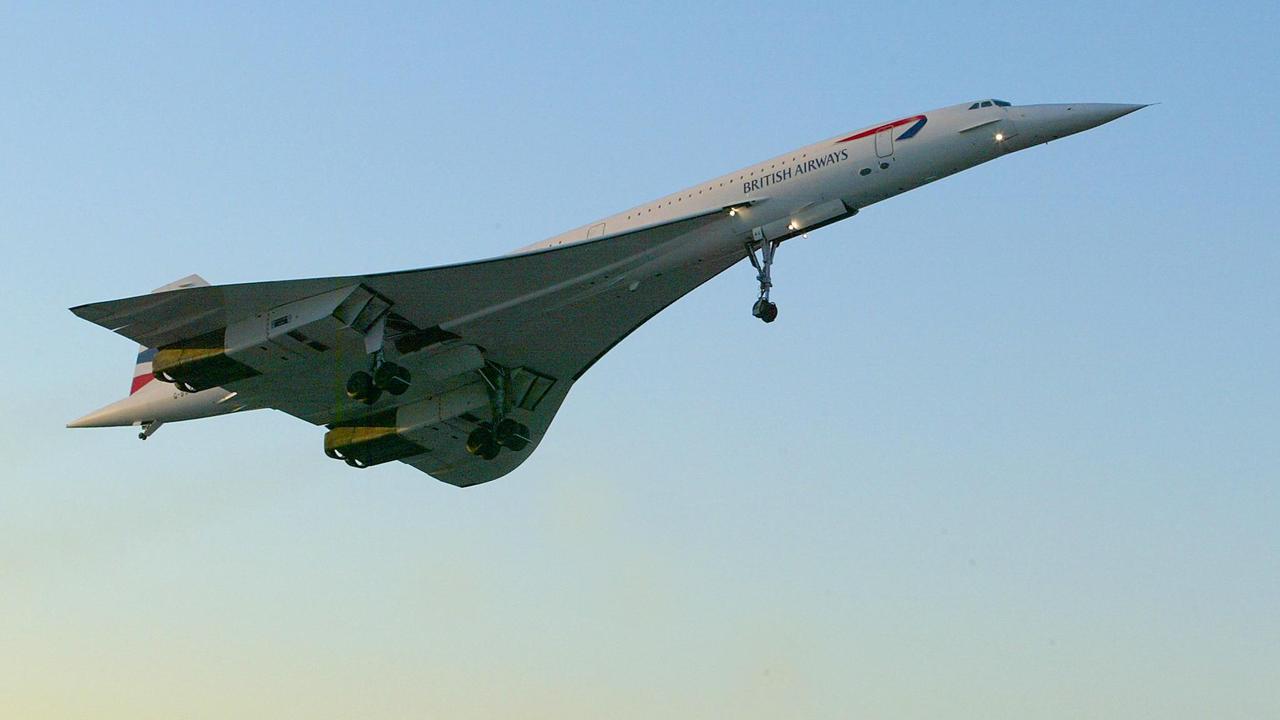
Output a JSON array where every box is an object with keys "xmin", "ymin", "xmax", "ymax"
[
  {"xmin": 729, "ymin": 208, "xmax": 738, "ymax": 216},
  {"xmin": 995, "ymin": 132, "xmax": 1005, "ymax": 142}
]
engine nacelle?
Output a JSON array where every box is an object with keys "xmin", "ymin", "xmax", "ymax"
[
  {"xmin": 152, "ymin": 329, "xmax": 261, "ymax": 391},
  {"xmin": 152, "ymin": 284, "xmax": 391, "ymax": 392},
  {"xmin": 323, "ymin": 382, "xmax": 491, "ymax": 467}
]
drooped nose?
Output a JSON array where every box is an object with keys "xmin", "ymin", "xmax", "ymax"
[{"xmin": 1009, "ymin": 103, "xmax": 1147, "ymax": 147}]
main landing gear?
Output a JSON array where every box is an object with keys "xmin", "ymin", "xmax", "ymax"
[
  {"xmin": 746, "ymin": 228, "xmax": 780, "ymax": 323},
  {"xmin": 341, "ymin": 311, "xmax": 412, "ymax": 405},
  {"xmin": 465, "ymin": 363, "xmax": 530, "ymax": 461},
  {"xmin": 465, "ymin": 418, "xmax": 530, "ymax": 460},
  {"xmin": 346, "ymin": 353, "xmax": 411, "ymax": 405}
]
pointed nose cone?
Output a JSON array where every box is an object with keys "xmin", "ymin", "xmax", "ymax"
[
  {"xmin": 1070, "ymin": 103, "xmax": 1149, "ymax": 131},
  {"xmin": 1011, "ymin": 102, "xmax": 1149, "ymax": 148}
]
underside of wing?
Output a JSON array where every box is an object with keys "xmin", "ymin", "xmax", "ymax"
[{"xmin": 71, "ymin": 209, "xmax": 748, "ymax": 487}]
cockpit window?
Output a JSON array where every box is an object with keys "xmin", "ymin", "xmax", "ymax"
[{"xmin": 970, "ymin": 99, "xmax": 1013, "ymax": 109}]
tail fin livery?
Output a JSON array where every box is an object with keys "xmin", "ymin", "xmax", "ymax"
[
  {"xmin": 131, "ymin": 346, "xmax": 157, "ymax": 394},
  {"xmin": 70, "ymin": 273, "xmax": 224, "ymax": 432}
]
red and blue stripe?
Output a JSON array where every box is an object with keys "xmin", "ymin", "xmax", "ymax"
[
  {"xmin": 131, "ymin": 347, "xmax": 156, "ymax": 394},
  {"xmin": 836, "ymin": 114, "xmax": 928, "ymax": 144}
]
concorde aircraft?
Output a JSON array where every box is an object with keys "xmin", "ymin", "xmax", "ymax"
[{"xmin": 69, "ymin": 98, "xmax": 1146, "ymax": 486}]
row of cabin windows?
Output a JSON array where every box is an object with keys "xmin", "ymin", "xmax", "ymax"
[
  {"xmin": 624, "ymin": 152, "xmax": 817, "ymax": 220},
  {"xmin": 969, "ymin": 99, "xmax": 1012, "ymax": 109}
]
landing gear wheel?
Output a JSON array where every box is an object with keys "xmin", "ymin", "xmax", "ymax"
[
  {"xmin": 345, "ymin": 371, "xmax": 382, "ymax": 404},
  {"xmin": 746, "ymin": 230, "xmax": 782, "ymax": 324},
  {"xmin": 466, "ymin": 425, "xmax": 501, "ymax": 460},
  {"xmin": 494, "ymin": 418, "xmax": 530, "ymax": 451},
  {"xmin": 374, "ymin": 362, "xmax": 411, "ymax": 395},
  {"xmin": 465, "ymin": 426, "xmax": 489, "ymax": 455},
  {"xmin": 751, "ymin": 299, "xmax": 778, "ymax": 323},
  {"xmin": 346, "ymin": 371, "xmax": 373, "ymax": 399}
]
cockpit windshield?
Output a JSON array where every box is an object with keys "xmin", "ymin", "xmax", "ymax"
[{"xmin": 969, "ymin": 99, "xmax": 1012, "ymax": 109}]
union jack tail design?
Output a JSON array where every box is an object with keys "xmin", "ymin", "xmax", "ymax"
[{"xmin": 131, "ymin": 346, "xmax": 156, "ymax": 395}]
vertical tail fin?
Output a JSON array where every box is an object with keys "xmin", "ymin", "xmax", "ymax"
[
  {"xmin": 127, "ymin": 274, "xmax": 210, "ymax": 395},
  {"xmin": 131, "ymin": 345, "xmax": 157, "ymax": 395}
]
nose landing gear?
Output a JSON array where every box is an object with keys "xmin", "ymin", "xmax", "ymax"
[
  {"xmin": 751, "ymin": 297, "xmax": 779, "ymax": 323},
  {"xmin": 746, "ymin": 228, "xmax": 780, "ymax": 323}
]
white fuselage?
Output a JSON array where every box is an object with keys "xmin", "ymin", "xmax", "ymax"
[
  {"xmin": 70, "ymin": 99, "xmax": 1144, "ymax": 432},
  {"xmin": 522, "ymin": 100, "xmax": 1011, "ymax": 255}
]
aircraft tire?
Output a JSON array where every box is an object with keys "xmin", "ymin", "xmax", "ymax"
[
  {"xmin": 374, "ymin": 362, "xmax": 411, "ymax": 395},
  {"xmin": 760, "ymin": 302, "xmax": 778, "ymax": 323},
  {"xmin": 495, "ymin": 418, "xmax": 530, "ymax": 451},
  {"xmin": 346, "ymin": 371, "xmax": 375, "ymax": 400},
  {"xmin": 466, "ymin": 426, "xmax": 501, "ymax": 460}
]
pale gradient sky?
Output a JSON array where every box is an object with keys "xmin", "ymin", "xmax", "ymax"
[{"xmin": 2, "ymin": 2, "xmax": 1278, "ymax": 718}]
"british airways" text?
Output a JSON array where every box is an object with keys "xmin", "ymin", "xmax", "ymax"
[{"xmin": 742, "ymin": 149, "xmax": 849, "ymax": 194}]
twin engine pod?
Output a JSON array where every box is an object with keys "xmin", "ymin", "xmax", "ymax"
[
  {"xmin": 324, "ymin": 383, "xmax": 491, "ymax": 468},
  {"xmin": 152, "ymin": 284, "xmax": 391, "ymax": 392},
  {"xmin": 151, "ymin": 329, "xmax": 260, "ymax": 392}
]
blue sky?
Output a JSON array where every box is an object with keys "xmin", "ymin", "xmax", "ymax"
[{"xmin": 2, "ymin": 2, "xmax": 1277, "ymax": 717}]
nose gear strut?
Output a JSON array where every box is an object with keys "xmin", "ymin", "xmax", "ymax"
[{"xmin": 746, "ymin": 227, "xmax": 780, "ymax": 323}]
